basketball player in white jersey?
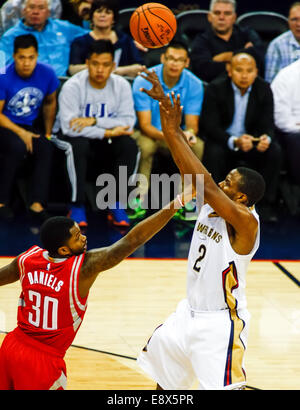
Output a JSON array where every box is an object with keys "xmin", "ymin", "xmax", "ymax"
[{"xmin": 136, "ymin": 69, "xmax": 266, "ymax": 390}]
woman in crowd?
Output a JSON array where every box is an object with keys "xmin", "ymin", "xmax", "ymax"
[{"xmin": 68, "ymin": 0, "xmax": 145, "ymax": 78}]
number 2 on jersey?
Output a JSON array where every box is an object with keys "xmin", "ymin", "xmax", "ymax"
[{"xmin": 193, "ymin": 244, "xmax": 207, "ymax": 273}]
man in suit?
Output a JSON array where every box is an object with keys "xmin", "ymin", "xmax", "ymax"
[{"xmin": 201, "ymin": 51, "xmax": 282, "ymax": 221}]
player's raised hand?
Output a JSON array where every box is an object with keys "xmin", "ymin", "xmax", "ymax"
[
  {"xmin": 138, "ymin": 68, "xmax": 166, "ymax": 101},
  {"xmin": 159, "ymin": 91, "xmax": 183, "ymax": 131}
]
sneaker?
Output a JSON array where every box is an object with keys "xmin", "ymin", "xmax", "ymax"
[
  {"xmin": 184, "ymin": 199, "xmax": 197, "ymax": 212},
  {"xmin": 127, "ymin": 198, "xmax": 146, "ymax": 220},
  {"xmin": 183, "ymin": 208, "xmax": 198, "ymax": 221},
  {"xmin": 107, "ymin": 202, "xmax": 130, "ymax": 227},
  {"xmin": 173, "ymin": 208, "xmax": 186, "ymax": 221},
  {"xmin": 174, "ymin": 199, "xmax": 199, "ymax": 222},
  {"xmin": 68, "ymin": 205, "xmax": 88, "ymax": 227}
]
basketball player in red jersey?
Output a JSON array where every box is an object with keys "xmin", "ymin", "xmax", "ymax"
[{"xmin": 0, "ymin": 193, "xmax": 192, "ymax": 390}]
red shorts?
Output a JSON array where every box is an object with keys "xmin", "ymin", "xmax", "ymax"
[{"xmin": 0, "ymin": 327, "xmax": 67, "ymax": 390}]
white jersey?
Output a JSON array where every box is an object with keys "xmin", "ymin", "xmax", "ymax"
[{"xmin": 187, "ymin": 204, "xmax": 260, "ymax": 312}]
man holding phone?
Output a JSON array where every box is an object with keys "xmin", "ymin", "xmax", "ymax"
[{"xmin": 201, "ymin": 52, "xmax": 282, "ymax": 221}]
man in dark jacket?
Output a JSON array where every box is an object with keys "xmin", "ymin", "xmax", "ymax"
[
  {"xmin": 190, "ymin": 0, "xmax": 264, "ymax": 82},
  {"xmin": 201, "ymin": 51, "xmax": 282, "ymax": 221}
]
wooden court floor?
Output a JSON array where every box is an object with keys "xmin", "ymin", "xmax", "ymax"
[{"xmin": 0, "ymin": 258, "xmax": 300, "ymax": 390}]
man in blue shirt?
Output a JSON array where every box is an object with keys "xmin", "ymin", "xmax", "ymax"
[
  {"xmin": 0, "ymin": 34, "xmax": 59, "ymax": 221},
  {"xmin": 0, "ymin": 0, "xmax": 88, "ymax": 76},
  {"xmin": 132, "ymin": 41, "xmax": 204, "ymax": 218}
]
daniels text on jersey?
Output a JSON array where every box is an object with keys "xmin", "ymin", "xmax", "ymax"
[{"xmin": 27, "ymin": 271, "xmax": 64, "ymax": 292}]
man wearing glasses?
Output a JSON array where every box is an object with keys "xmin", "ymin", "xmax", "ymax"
[
  {"xmin": 131, "ymin": 41, "xmax": 204, "ymax": 219},
  {"xmin": 190, "ymin": 0, "xmax": 263, "ymax": 82}
]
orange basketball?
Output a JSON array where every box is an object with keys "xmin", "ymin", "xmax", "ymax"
[{"xmin": 129, "ymin": 3, "xmax": 177, "ymax": 48}]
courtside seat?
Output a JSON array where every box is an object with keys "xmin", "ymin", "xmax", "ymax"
[
  {"xmin": 176, "ymin": 9, "xmax": 210, "ymax": 51},
  {"xmin": 236, "ymin": 11, "xmax": 289, "ymax": 52},
  {"xmin": 115, "ymin": 7, "xmax": 136, "ymax": 35}
]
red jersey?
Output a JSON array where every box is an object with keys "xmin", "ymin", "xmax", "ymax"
[{"xmin": 16, "ymin": 245, "xmax": 88, "ymax": 357}]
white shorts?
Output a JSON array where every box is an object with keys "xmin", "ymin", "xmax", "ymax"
[{"xmin": 137, "ymin": 299, "xmax": 250, "ymax": 390}]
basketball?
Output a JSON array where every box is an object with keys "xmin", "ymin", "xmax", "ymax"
[{"xmin": 129, "ymin": 3, "xmax": 177, "ymax": 49}]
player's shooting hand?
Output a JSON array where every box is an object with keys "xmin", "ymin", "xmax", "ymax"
[
  {"xmin": 18, "ymin": 129, "xmax": 40, "ymax": 153},
  {"xmin": 70, "ymin": 117, "xmax": 96, "ymax": 132},
  {"xmin": 138, "ymin": 68, "xmax": 166, "ymax": 101},
  {"xmin": 159, "ymin": 91, "xmax": 183, "ymax": 131}
]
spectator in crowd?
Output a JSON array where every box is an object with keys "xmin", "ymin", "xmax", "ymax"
[
  {"xmin": 132, "ymin": 41, "xmax": 204, "ymax": 220},
  {"xmin": 201, "ymin": 51, "xmax": 282, "ymax": 221},
  {"xmin": 0, "ymin": 0, "xmax": 88, "ymax": 76},
  {"xmin": 271, "ymin": 59, "xmax": 300, "ymax": 211},
  {"xmin": 54, "ymin": 40, "xmax": 139, "ymax": 228},
  {"xmin": 69, "ymin": 0, "xmax": 144, "ymax": 78},
  {"xmin": 190, "ymin": 0, "xmax": 264, "ymax": 83},
  {"xmin": 0, "ymin": 34, "xmax": 59, "ymax": 221},
  {"xmin": 265, "ymin": 2, "xmax": 300, "ymax": 83},
  {"xmin": 63, "ymin": 0, "xmax": 92, "ymax": 28},
  {"xmin": 0, "ymin": 0, "xmax": 62, "ymax": 35}
]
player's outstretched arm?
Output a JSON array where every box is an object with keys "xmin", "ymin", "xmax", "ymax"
[
  {"xmin": 0, "ymin": 257, "xmax": 19, "ymax": 286},
  {"xmin": 138, "ymin": 69, "xmax": 257, "ymax": 236},
  {"xmin": 79, "ymin": 194, "xmax": 192, "ymax": 297},
  {"xmin": 158, "ymin": 92, "xmax": 257, "ymax": 231}
]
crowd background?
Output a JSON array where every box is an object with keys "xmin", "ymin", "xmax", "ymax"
[
  {"xmin": 109, "ymin": 1, "xmax": 293, "ymax": 15},
  {"xmin": 0, "ymin": 0, "xmax": 299, "ymax": 231}
]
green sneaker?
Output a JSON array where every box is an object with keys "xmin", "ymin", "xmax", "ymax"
[
  {"xmin": 127, "ymin": 198, "xmax": 146, "ymax": 220},
  {"xmin": 173, "ymin": 204, "xmax": 198, "ymax": 222},
  {"xmin": 183, "ymin": 209, "xmax": 198, "ymax": 221},
  {"xmin": 173, "ymin": 208, "xmax": 186, "ymax": 221},
  {"xmin": 183, "ymin": 199, "xmax": 198, "ymax": 221},
  {"xmin": 128, "ymin": 207, "xmax": 146, "ymax": 220},
  {"xmin": 184, "ymin": 199, "xmax": 197, "ymax": 212}
]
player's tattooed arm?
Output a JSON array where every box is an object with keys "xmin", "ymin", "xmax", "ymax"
[{"xmin": 78, "ymin": 195, "xmax": 191, "ymax": 298}]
